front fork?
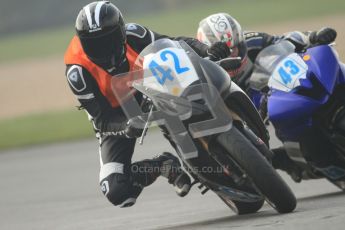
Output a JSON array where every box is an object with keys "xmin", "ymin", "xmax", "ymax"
[{"xmin": 233, "ymin": 120, "xmax": 273, "ymax": 162}]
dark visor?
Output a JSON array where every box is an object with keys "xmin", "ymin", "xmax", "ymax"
[{"xmin": 79, "ymin": 26, "xmax": 125, "ymax": 62}]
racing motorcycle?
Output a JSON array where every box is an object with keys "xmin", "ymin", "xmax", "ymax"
[
  {"xmin": 111, "ymin": 39, "xmax": 296, "ymax": 214},
  {"xmin": 249, "ymin": 40, "xmax": 345, "ymax": 190}
]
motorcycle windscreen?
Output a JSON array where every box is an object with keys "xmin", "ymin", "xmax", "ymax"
[
  {"xmin": 109, "ymin": 39, "xmax": 199, "ymax": 111},
  {"xmin": 250, "ymin": 41, "xmax": 296, "ymax": 91}
]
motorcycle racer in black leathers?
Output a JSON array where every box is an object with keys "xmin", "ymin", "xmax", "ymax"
[{"xmin": 64, "ymin": 1, "xmax": 230, "ymax": 208}]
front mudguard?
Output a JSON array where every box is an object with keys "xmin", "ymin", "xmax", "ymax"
[{"xmin": 222, "ymin": 82, "xmax": 270, "ymax": 146}]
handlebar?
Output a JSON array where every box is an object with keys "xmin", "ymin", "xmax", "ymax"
[{"xmin": 204, "ymin": 56, "xmax": 242, "ymax": 70}]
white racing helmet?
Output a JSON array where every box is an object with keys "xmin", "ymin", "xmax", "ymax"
[{"xmin": 197, "ymin": 13, "xmax": 247, "ymax": 62}]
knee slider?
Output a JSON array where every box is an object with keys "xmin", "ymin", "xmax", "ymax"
[{"xmin": 100, "ymin": 173, "xmax": 139, "ymax": 207}]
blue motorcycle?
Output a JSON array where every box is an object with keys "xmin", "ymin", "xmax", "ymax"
[{"xmin": 250, "ymin": 40, "xmax": 345, "ymax": 189}]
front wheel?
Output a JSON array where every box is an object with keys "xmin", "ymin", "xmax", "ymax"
[
  {"xmin": 329, "ymin": 179, "xmax": 345, "ymax": 191},
  {"xmin": 216, "ymin": 127, "xmax": 297, "ymax": 213},
  {"xmin": 218, "ymin": 195, "xmax": 265, "ymax": 215}
]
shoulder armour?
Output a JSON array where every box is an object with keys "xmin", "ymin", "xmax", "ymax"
[
  {"xmin": 244, "ymin": 31, "xmax": 260, "ymax": 39},
  {"xmin": 283, "ymin": 31, "xmax": 310, "ymax": 46},
  {"xmin": 125, "ymin": 23, "xmax": 147, "ymax": 38},
  {"xmin": 66, "ymin": 65, "xmax": 86, "ymax": 92}
]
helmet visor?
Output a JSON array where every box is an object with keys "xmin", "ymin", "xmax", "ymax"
[{"xmin": 79, "ymin": 26, "xmax": 125, "ymax": 64}]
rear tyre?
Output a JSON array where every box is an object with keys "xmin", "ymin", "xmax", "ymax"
[{"xmin": 216, "ymin": 127, "xmax": 297, "ymax": 213}]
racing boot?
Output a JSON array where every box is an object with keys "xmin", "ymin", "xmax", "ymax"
[
  {"xmin": 272, "ymin": 147, "xmax": 303, "ymax": 182},
  {"xmin": 156, "ymin": 152, "xmax": 192, "ymax": 197}
]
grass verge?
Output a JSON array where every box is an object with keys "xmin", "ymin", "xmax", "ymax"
[
  {"xmin": 0, "ymin": 0, "xmax": 344, "ymax": 63},
  {"xmin": 0, "ymin": 110, "xmax": 93, "ymax": 150},
  {"xmin": 1, "ymin": 0, "xmax": 344, "ymax": 149}
]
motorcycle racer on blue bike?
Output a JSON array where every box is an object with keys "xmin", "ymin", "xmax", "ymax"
[{"xmin": 196, "ymin": 13, "xmax": 337, "ymax": 182}]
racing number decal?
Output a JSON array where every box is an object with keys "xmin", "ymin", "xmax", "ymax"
[
  {"xmin": 269, "ymin": 53, "xmax": 308, "ymax": 92},
  {"xmin": 161, "ymin": 50, "xmax": 190, "ymax": 74},
  {"xmin": 278, "ymin": 60, "xmax": 300, "ymax": 84},
  {"xmin": 149, "ymin": 49, "xmax": 190, "ymax": 85},
  {"xmin": 148, "ymin": 60, "xmax": 174, "ymax": 85},
  {"xmin": 285, "ymin": 60, "xmax": 300, "ymax": 74}
]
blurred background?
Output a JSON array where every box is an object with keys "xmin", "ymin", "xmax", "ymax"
[{"xmin": 0, "ymin": 0, "xmax": 344, "ymax": 150}]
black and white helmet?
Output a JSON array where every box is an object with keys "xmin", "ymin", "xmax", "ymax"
[
  {"xmin": 197, "ymin": 13, "xmax": 247, "ymax": 60},
  {"xmin": 75, "ymin": 1, "xmax": 126, "ymax": 68}
]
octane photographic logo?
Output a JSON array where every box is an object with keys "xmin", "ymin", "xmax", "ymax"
[{"xmin": 131, "ymin": 163, "xmax": 224, "ymax": 174}]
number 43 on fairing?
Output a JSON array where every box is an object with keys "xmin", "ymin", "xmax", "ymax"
[{"xmin": 269, "ymin": 53, "xmax": 308, "ymax": 92}]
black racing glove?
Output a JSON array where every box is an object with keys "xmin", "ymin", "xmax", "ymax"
[
  {"xmin": 124, "ymin": 117, "xmax": 145, "ymax": 138},
  {"xmin": 207, "ymin": 42, "xmax": 231, "ymax": 61},
  {"xmin": 310, "ymin": 27, "xmax": 337, "ymax": 45}
]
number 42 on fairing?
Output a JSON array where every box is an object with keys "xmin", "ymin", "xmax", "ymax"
[{"xmin": 143, "ymin": 48, "xmax": 199, "ymax": 95}]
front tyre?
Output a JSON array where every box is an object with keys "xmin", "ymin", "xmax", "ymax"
[
  {"xmin": 218, "ymin": 195, "xmax": 265, "ymax": 215},
  {"xmin": 329, "ymin": 179, "xmax": 345, "ymax": 191},
  {"xmin": 216, "ymin": 127, "xmax": 297, "ymax": 213}
]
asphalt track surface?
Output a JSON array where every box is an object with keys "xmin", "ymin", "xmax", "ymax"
[{"xmin": 0, "ymin": 127, "xmax": 344, "ymax": 230}]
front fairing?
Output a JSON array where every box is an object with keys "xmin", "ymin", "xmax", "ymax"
[
  {"xmin": 303, "ymin": 45, "xmax": 341, "ymax": 94},
  {"xmin": 111, "ymin": 38, "xmax": 233, "ymax": 142},
  {"xmin": 340, "ymin": 62, "xmax": 345, "ymax": 84},
  {"xmin": 250, "ymin": 41, "xmax": 306, "ymax": 92},
  {"xmin": 132, "ymin": 39, "xmax": 231, "ymax": 97},
  {"xmin": 250, "ymin": 41, "xmax": 344, "ymax": 141},
  {"xmin": 133, "ymin": 39, "xmax": 202, "ymax": 97},
  {"xmin": 250, "ymin": 41, "xmax": 341, "ymax": 95}
]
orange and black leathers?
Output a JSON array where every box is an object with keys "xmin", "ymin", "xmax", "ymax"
[
  {"xmin": 65, "ymin": 24, "xmax": 209, "ymax": 137},
  {"xmin": 64, "ymin": 25, "xmax": 210, "ymax": 206}
]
